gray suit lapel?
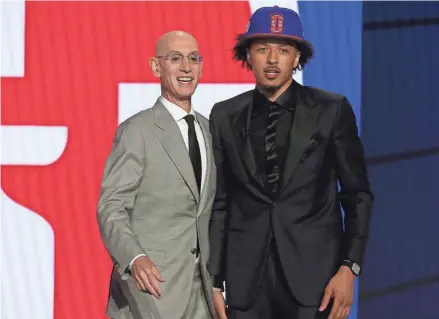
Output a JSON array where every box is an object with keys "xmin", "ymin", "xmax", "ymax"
[
  {"xmin": 152, "ymin": 100, "xmax": 200, "ymax": 204},
  {"xmin": 196, "ymin": 112, "xmax": 213, "ymax": 217}
]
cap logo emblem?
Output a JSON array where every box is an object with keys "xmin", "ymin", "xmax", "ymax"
[{"xmin": 270, "ymin": 13, "xmax": 284, "ymax": 33}]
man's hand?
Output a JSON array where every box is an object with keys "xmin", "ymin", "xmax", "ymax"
[
  {"xmin": 131, "ymin": 256, "xmax": 165, "ymax": 299},
  {"xmin": 213, "ymin": 289, "xmax": 227, "ymax": 319},
  {"xmin": 319, "ymin": 266, "xmax": 355, "ymax": 319}
]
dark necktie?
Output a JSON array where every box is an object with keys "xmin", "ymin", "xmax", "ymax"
[
  {"xmin": 265, "ymin": 103, "xmax": 281, "ymax": 195},
  {"xmin": 184, "ymin": 114, "xmax": 202, "ymax": 193},
  {"xmin": 184, "ymin": 114, "xmax": 202, "ymax": 257}
]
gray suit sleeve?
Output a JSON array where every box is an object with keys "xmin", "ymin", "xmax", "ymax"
[{"xmin": 97, "ymin": 121, "xmax": 146, "ymax": 276}]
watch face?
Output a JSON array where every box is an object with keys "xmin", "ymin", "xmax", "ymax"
[{"xmin": 352, "ymin": 263, "xmax": 361, "ymax": 275}]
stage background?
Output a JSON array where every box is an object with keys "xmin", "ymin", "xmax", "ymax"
[
  {"xmin": 358, "ymin": 2, "xmax": 439, "ymax": 319},
  {"xmin": 1, "ymin": 1, "xmax": 438, "ymax": 319}
]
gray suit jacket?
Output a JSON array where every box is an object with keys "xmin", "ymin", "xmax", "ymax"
[{"xmin": 97, "ymin": 99, "xmax": 216, "ymax": 319}]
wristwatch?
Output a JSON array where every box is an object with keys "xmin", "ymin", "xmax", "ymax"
[{"xmin": 342, "ymin": 260, "xmax": 361, "ymax": 277}]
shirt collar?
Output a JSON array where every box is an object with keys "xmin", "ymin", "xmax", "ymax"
[
  {"xmin": 159, "ymin": 96, "xmax": 197, "ymax": 123},
  {"xmin": 253, "ymin": 80, "xmax": 297, "ymax": 116}
]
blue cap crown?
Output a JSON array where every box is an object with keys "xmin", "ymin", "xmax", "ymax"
[{"xmin": 244, "ymin": 6, "xmax": 305, "ymax": 41}]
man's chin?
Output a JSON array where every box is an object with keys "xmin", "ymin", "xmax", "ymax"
[
  {"xmin": 258, "ymin": 77, "xmax": 293, "ymax": 92},
  {"xmin": 260, "ymin": 83, "xmax": 282, "ymax": 92},
  {"xmin": 176, "ymin": 92, "xmax": 195, "ymax": 100},
  {"xmin": 176, "ymin": 84, "xmax": 197, "ymax": 96},
  {"xmin": 173, "ymin": 91, "xmax": 194, "ymax": 102}
]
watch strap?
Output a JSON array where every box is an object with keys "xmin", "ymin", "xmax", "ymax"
[{"xmin": 342, "ymin": 260, "xmax": 361, "ymax": 276}]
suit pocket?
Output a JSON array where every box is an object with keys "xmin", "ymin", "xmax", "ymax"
[{"xmin": 143, "ymin": 249, "xmax": 166, "ymax": 267}]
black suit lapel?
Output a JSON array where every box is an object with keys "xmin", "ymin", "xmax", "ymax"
[
  {"xmin": 280, "ymin": 87, "xmax": 321, "ymax": 193},
  {"xmin": 231, "ymin": 93, "xmax": 264, "ymax": 188}
]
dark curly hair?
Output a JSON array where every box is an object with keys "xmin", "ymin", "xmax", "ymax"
[{"xmin": 232, "ymin": 34, "xmax": 314, "ymax": 72}]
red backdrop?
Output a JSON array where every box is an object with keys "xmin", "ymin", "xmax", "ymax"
[{"xmin": 1, "ymin": 2, "xmax": 255, "ymax": 318}]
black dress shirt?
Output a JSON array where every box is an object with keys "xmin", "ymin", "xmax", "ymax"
[{"xmin": 248, "ymin": 81, "xmax": 297, "ymax": 196}]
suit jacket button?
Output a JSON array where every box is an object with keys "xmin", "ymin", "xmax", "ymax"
[{"xmin": 191, "ymin": 248, "xmax": 197, "ymax": 254}]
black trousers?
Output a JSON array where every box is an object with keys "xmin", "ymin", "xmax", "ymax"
[{"xmin": 227, "ymin": 241, "xmax": 332, "ymax": 319}]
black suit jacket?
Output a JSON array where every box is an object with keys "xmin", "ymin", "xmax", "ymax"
[{"xmin": 208, "ymin": 83, "xmax": 374, "ymax": 309}]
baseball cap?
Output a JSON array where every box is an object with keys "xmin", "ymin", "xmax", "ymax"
[{"xmin": 238, "ymin": 6, "xmax": 313, "ymax": 52}]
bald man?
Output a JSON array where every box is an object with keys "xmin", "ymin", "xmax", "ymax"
[{"xmin": 97, "ymin": 30, "xmax": 217, "ymax": 319}]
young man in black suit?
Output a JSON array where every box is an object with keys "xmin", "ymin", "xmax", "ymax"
[{"xmin": 208, "ymin": 6, "xmax": 373, "ymax": 319}]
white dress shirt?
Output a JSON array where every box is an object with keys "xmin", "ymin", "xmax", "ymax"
[
  {"xmin": 159, "ymin": 96, "xmax": 207, "ymax": 192},
  {"xmin": 129, "ymin": 96, "xmax": 206, "ymax": 269}
]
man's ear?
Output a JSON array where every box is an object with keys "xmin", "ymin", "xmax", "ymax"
[
  {"xmin": 149, "ymin": 58, "xmax": 160, "ymax": 78},
  {"xmin": 246, "ymin": 50, "xmax": 252, "ymax": 68},
  {"xmin": 293, "ymin": 51, "xmax": 301, "ymax": 69}
]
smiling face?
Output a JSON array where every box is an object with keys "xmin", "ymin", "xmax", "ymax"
[
  {"xmin": 247, "ymin": 37, "xmax": 300, "ymax": 96},
  {"xmin": 149, "ymin": 31, "xmax": 202, "ymax": 108}
]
